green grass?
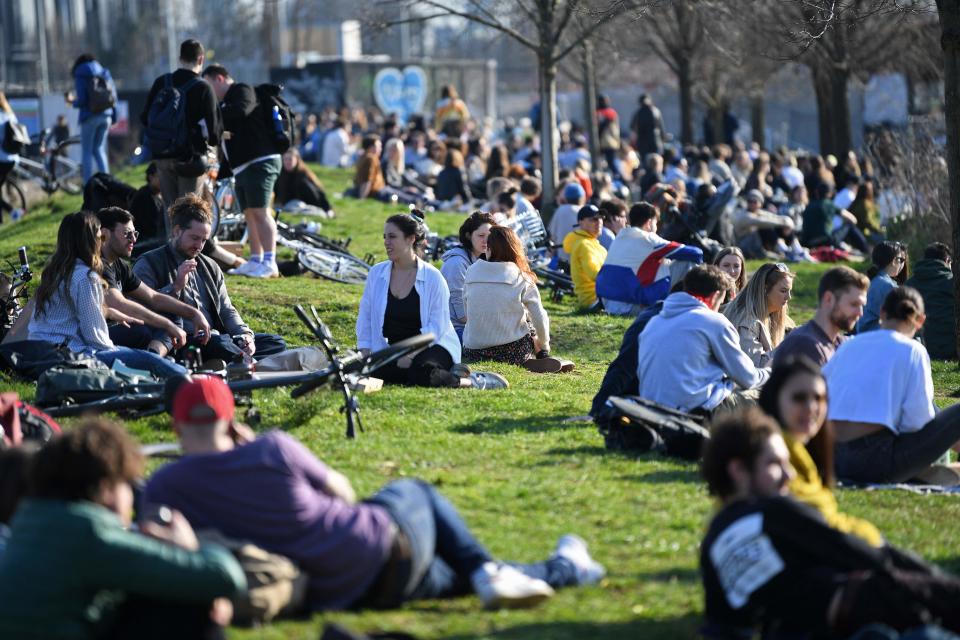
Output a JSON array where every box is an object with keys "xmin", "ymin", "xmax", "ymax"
[{"xmin": 7, "ymin": 168, "xmax": 960, "ymax": 639}]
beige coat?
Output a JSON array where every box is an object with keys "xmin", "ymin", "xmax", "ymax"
[{"xmin": 462, "ymin": 261, "xmax": 550, "ymax": 352}]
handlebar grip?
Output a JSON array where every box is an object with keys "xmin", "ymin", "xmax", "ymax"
[{"xmin": 18, "ymin": 247, "xmax": 27, "ymax": 268}]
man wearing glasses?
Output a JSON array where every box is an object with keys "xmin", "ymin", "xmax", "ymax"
[{"xmin": 97, "ymin": 206, "xmax": 211, "ymax": 357}]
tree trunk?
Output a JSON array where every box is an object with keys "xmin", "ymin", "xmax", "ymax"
[
  {"xmin": 540, "ymin": 58, "xmax": 559, "ymax": 220},
  {"xmin": 678, "ymin": 57, "xmax": 694, "ymax": 144},
  {"xmin": 829, "ymin": 66, "xmax": 852, "ymax": 155},
  {"xmin": 936, "ymin": 0, "xmax": 960, "ymax": 357},
  {"xmin": 812, "ymin": 66, "xmax": 835, "ymax": 155},
  {"xmin": 750, "ymin": 92, "xmax": 765, "ymax": 148},
  {"xmin": 582, "ymin": 42, "xmax": 600, "ymax": 170}
]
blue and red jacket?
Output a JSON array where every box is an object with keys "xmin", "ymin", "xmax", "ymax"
[{"xmin": 595, "ymin": 227, "xmax": 703, "ymax": 306}]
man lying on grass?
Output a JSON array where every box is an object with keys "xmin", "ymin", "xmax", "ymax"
[
  {"xmin": 144, "ymin": 375, "xmax": 605, "ymax": 612},
  {"xmin": 700, "ymin": 408, "xmax": 960, "ymax": 638}
]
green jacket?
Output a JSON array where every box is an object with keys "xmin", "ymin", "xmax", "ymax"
[
  {"xmin": 906, "ymin": 258, "xmax": 956, "ymax": 360},
  {"xmin": 0, "ymin": 499, "xmax": 246, "ymax": 639}
]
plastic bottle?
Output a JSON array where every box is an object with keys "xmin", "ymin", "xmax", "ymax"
[{"xmin": 272, "ymin": 106, "xmax": 284, "ymax": 137}]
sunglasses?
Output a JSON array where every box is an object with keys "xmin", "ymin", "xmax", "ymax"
[
  {"xmin": 122, "ymin": 230, "xmax": 141, "ymax": 241},
  {"xmin": 773, "ymin": 262, "xmax": 789, "ymax": 272},
  {"xmin": 790, "ymin": 391, "xmax": 826, "ymax": 404}
]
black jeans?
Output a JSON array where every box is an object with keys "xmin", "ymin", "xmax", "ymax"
[
  {"xmin": 375, "ymin": 344, "xmax": 453, "ymax": 387},
  {"xmin": 109, "ymin": 322, "xmax": 165, "ymax": 350},
  {"xmin": 835, "ymin": 403, "xmax": 960, "ymax": 483},
  {"xmin": 0, "ymin": 161, "xmax": 15, "ymax": 218},
  {"xmin": 177, "ymin": 332, "xmax": 286, "ymax": 364}
]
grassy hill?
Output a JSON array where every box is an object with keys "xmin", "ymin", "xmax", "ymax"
[{"xmin": 4, "ymin": 166, "xmax": 960, "ymax": 639}]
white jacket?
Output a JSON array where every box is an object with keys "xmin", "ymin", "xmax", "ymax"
[
  {"xmin": 356, "ymin": 259, "xmax": 461, "ymax": 362},
  {"xmin": 462, "ymin": 260, "xmax": 550, "ymax": 351}
]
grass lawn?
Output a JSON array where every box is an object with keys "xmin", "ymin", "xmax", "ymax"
[{"xmin": 5, "ymin": 166, "xmax": 960, "ymax": 639}]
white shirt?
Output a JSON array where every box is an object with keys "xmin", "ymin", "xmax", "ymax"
[
  {"xmin": 823, "ymin": 329, "xmax": 936, "ymax": 434},
  {"xmin": 833, "ymin": 188, "xmax": 856, "ymax": 211},
  {"xmin": 356, "ymin": 258, "xmax": 461, "ymax": 362},
  {"xmin": 321, "ymin": 128, "xmax": 351, "ymax": 168},
  {"xmin": 548, "ymin": 204, "xmax": 579, "ymax": 260}
]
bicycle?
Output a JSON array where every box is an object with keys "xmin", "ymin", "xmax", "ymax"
[
  {"xmin": 0, "ymin": 247, "xmax": 33, "ymax": 340},
  {"xmin": 6, "ymin": 131, "xmax": 83, "ymax": 207},
  {"xmin": 275, "ymin": 220, "xmax": 371, "ymax": 284},
  {"xmin": 212, "ymin": 185, "xmax": 371, "ymax": 284}
]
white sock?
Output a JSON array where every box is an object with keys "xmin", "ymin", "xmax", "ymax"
[
  {"xmin": 263, "ymin": 251, "xmax": 275, "ymax": 265},
  {"xmin": 249, "ymin": 253, "xmax": 263, "ymax": 264}
]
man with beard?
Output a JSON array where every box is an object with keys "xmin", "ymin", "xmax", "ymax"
[
  {"xmin": 97, "ymin": 206, "xmax": 210, "ymax": 357},
  {"xmin": 134, "ymin": 194, "xmax": 285, "ymax": 364},
  {"xmin": 773, "ymin": 266, "xmax": 869, "ymax": 367}
]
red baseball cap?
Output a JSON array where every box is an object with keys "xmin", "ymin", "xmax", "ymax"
[{"xmin": 172, "ymin": 375, "xmax": 235, "ymax": 426}]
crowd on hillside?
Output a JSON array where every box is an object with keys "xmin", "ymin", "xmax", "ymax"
[{"xmin": 0, "ymin": 35, "xmax": 958, "ymax": 639}]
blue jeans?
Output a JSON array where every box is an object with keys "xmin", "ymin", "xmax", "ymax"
[
  {"xmin": 95, "ymin": 346, "xmax": 187, "ymax": 378},
  {"xmin": 81, "ymin": 112, "xmax": 111, "ymax": 183},
  {"xmin": 366, "ymin": 479, "xmax": 577, "ymax": 602}
]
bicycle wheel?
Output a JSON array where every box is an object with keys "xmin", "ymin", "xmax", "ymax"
[
  {"xmin": 50, "ymin": 140, "xmax": 83, "ymax": 195},
  {"xmin": 297, "ymin": 248, "xmax": 370, "ymax": 284},
  {"xmin": 1, "ymin": 179, "xmax": 26, "ymax": 216}
]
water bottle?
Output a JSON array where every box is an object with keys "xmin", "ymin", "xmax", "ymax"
[{"xmin": 272, "ymin": 105, "xmax": 284, "ymax": 138}]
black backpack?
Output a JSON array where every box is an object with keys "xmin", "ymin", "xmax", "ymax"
[
  {"xmin": 145, "ymin": 74, "xmax": 203, "ymax": 159},
  {"xmin": 596, "ymin": 395, "xmax": 710, "ymax": 461},
  {"xmin": 2, "ymin": 120, "xmax": 29, "ymax": 155},
  {"xmin": 255, "ymin": 84, "xmax": 295, "ymax": 153},
  {"xmin": 87, "ymin": 73, "xmax": 116, "ymax": 114}
]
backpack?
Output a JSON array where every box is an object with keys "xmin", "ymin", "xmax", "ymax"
[
  {"xmin": 0, "ymin": 392, "xmax": 61, "ymax": 448},
  {"xmin": 82, "ymin": 172, "xmax": 137, "ymax": 212},
  {"xmin": 34, "ymin": 363, "xmax": 161, "ymax": 407},
  {"xmin": 87, "ymin": 73, "xmax": 116, "ymax": 114},
  {"xmin": 255, "ymin": 84, "xmax": 295, "ymax": 153},
  {"xmin": 2, "ymin": 120, "xmax": 29, "ymax": 155},
  {"xmin": 145, "ymin": 74, "xmax": 203, "ymax": 159},
  {"xmin": 196, "ymin": 530, "xmax": 308, "ymax": 625},
  {"xmin": 595, "ymin": 395, "xmax": 709, "ymax": 461}
]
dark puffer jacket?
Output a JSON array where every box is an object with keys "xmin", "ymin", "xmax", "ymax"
[{"xmin": 906, "ymin": 258, "xmax": 956, "ymax": 359}]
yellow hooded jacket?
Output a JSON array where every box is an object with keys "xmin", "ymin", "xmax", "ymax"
[
  {"xmin": 563, "ymin": 229, "xmax": 607, "ymax": 308},
  {"xmin": 783, "ymin": 432, "xmax": 883, "ymax": 548}
]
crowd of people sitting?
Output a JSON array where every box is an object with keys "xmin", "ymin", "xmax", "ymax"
[{"xmin": 2, "ymin": 38, "xmax": 960, "ymax": 638}]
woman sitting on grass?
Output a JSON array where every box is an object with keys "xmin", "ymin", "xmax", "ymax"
[
  {"xmin": 857, "ymin": 240, "xmax": 908, "ymax": 333},
  {"xmin": 758, "ymin": 356, "xmax": 883, "ymax": 547},
  {"xmin": 713, "ymin": 247, "xmax": 746, "ymax": 300},
  {"xmin": 440, "ymin": 211, "xmax": 495, "ymax": 342},
  {"xmin": 356, "ymin": 213, "xmax": 507, "ymax": 390},
  {"xmin": 274, "ymin": 148, "xmax": 333, "ymax": 215},
  {"xmin": 722, "ymin": 262, "xmax": 794, "ymax": 368},
  {"xmin": 825, "ymin": 286, "xmax": 960, "ymax": 484},
  {"xmin": 462, "ymin": 226, "xmax": 565, "ymax": 373},
  {"xmin": 28, "ymin": 211, "xmax": 186, "ymax": 378}
]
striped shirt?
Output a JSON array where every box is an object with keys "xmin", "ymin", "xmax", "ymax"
[{"xmin": 29, "ymin": 260, "xmax": 112, "ymax": 353}]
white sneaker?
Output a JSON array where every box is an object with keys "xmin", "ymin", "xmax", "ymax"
[
  {"xmin": 468, "ymin": 371, "xmax": 509, "ymax": 390},
  {"xmin": 470, "ymin": 562, "xmax": 554, "ymax": 609},
  {"xmin": 553, "ymin": 534, "xmax": 606, "ymax": 585},
  {"xmin": 228, "ymin": 260, "xmax": 259, "ymax": 276},
  {"xmin": 247, "ymin": 261, "xmax": 279, "ymax": 279}
]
